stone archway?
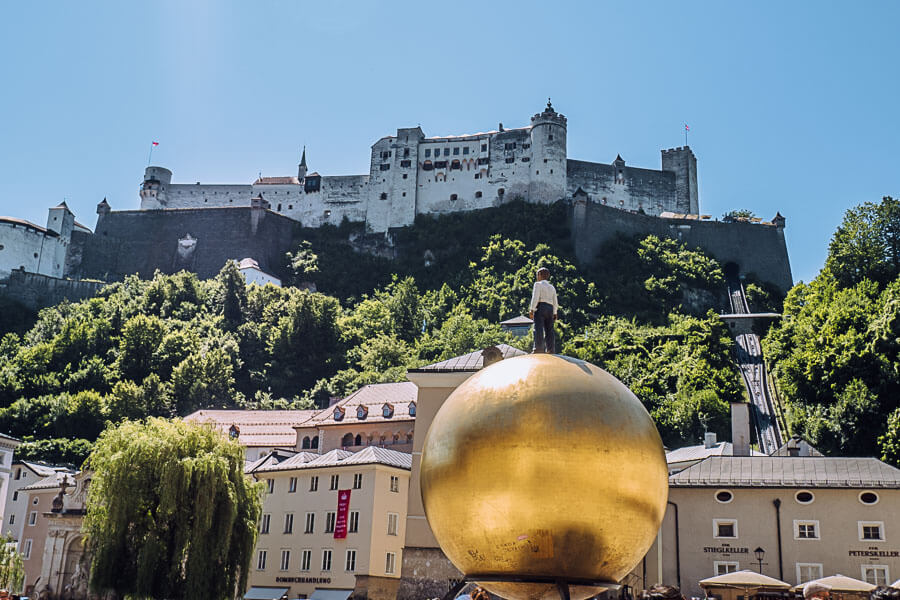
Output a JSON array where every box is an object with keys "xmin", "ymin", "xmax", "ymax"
[{"xmin": 60, "ymin": 535, "xmax": 89, "ymax": 600}]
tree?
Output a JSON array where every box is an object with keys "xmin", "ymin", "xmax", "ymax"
[
  {"xmin": 826, "ymin": 196, "xmax": 900, "ymax": 288},
  {"xmin": 0, "ymin": 534, "xmax": 24, "ymax": 593},
  {"xmin": 879, "ymin": 408, "xmax": 900, "ymax": 467},
  {"xmin": 723, "ymin": 209, "xmax": 756, "ymax": 220},
  {"xmin": 287, "ymin": 240, "xmax": 320, "ymax": 281},
  {"xmin": 84, "ymin": 418, "xmax": 263, "ymax": 600}
]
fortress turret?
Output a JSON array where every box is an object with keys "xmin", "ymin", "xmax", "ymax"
[
  {"xmin": 298, "ymin": 147, "xmax": 308, "ymax": 180},
  {"xmin": 661, "ymin": 146, "xmax": 698, "ymax": 214},
  {"xmin": 140, "ymin": 166, "xmax": 172, "ymax": 209},
  {"xmin": 46, "ymin": 201, "xmax": 75, "ymax": 239},
  {"xmin": 529, "ymin": 99, "xmax": 567, "ymax": 203}
]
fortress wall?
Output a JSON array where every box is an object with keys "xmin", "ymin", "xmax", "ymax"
[
  {"xmin": 567, "ymin": 160, "xmax": 677, "ymax": 215},
  {"xmin": 572, "ymin": 201, "xmax": 794, "ymax": 292},
  {"xmin": 76, "ymin": 207, "xmax": 298, "ymax": 281},
  {"xmin": 163, "ymin": 184, "xmax": 253, "ymax": 209},
  {"xmin": 0, "ymin": 270, "xmax": 105, "ymax": 310},
  {"xmin": 260, "ymin": 175, "xmax": 368, "ymax": 229}
]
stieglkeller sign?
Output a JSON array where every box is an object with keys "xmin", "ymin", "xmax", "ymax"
[{"xmin": 334, "ymin": 489, "xmax": 351, "ymax": 539}]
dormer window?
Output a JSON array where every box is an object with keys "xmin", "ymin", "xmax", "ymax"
[
  {"xmin": 357, "ymin": 406, "xmax": 368, "ymax": 420},
  {"xmin": 408, "ymin": 402, "xmax": 416, "ymax": 417},
  {"xmin": 228, "ymin": 425, "xmax": 240, "ymax": 440},
  {"xmin": 383, "ymin": 403, "xmax": 394, "ymax": 418},
  {"xmin": 333, "ymin": 407, "xmax": 345, "ymax": 421}
]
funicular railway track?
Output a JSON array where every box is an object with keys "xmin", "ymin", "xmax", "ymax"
[{"xmin": 727, "ymin": 278, "xmax": 783, "ymax": 455}]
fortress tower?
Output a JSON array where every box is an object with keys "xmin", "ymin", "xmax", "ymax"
[
  {"xmin": 140, "ymin": 166, "xmax": 173, "ymax": 209},
  {"xmin": 529, "ymin": 99, "xmax": 567, "ymax": 203},
  {"xmin": 660, "ymin": 146, "xmax": 698, "ymax": 214}
]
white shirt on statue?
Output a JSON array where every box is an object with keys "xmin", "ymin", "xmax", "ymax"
[{"xmin": 530, "ymin": 280, "xmax": 558, "ymax": 315}]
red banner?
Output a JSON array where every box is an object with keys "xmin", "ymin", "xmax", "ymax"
[{"xmin": 334, "ymin": 489, "xmax": 351, "ymax": 539}]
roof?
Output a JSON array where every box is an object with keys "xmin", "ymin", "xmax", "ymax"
[
  {"xmin": 251, "ymin": 446, "xmax": 412, "ymax": 473},
  {"xmin": 500, "ymin": 315, "xmax": 534, "ymax": 326},
  {"xmin": 770, "ymin": 436, "xmax": 824, "ymax": 457},
  {"xmin": 21, "ymin": 472, "xmax": 74, "ymax": 492},
  {"xmin": 0, "ymin": 216, "xmax": 56, "ymax": 236},
  {"xmin": 408, "ymin": 344, "xmax": 527, "ymax": 373},
  {"xmin": 303, "ymin": 381, "xmax": 417, "ymax": 426},
  {"xmin": 666, "ymin": 442, "xmax": 766, "ymax": 464},
  {"xmin": 670, "ymin": 456, "xmax": 900, "ymax": 488},
  {"xmin": 700, "ymin": 570, "xmax": 790, "ymax": 589},
  {"xmin": 236, "ymin": 257, "xmax": 260, "ymax": 270},
  {"xmin": 254, "ymin": 176, "xmax": 300, "ymax": 185},
  {"xmin": 18, "ymin": 461, "xmax": 69, "ymax": 477},
  {"xmin": 184, "ymin": 409, "xmax": 318, "ymax": 447}
]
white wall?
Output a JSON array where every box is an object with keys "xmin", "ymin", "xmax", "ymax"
[{"xmin": 240, "ymin": 267, "xmax": 281, "ymax": 287}]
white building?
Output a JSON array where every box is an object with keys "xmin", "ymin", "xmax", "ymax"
[
  {"xmin": 0, "ymin": 433, "xmax": 21, "ymax": 529},
  {"xmin": 3, "ymin": 461, "xmax": 69, "ymax": 542},
  {"xmin": 0, "ymin": 203, "xmax": 90, "ymax": 279},
  {"xmin": 236, "ymin": 257, "xmax": 282, "ymax": 287},
  {"xmin": 138, "ymin": 102, "xmax": 699, "ymax": 233}
]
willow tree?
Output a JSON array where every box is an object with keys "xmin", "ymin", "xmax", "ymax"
[
  {"xmin": 0, "ymin": 534, "xmax": 25, "ymax": 593},
  {"xmin": 84, "ymin": 418, "xmax": 263, "ymax": 600}
]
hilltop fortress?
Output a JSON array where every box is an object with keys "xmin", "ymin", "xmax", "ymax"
[
  {"xmin": 1, "ymin": 101, "xmax": 793, "ymax": 301},
  {"xmin": 139, "ymin": 100, "xmax": 698, "ymax": 232}
]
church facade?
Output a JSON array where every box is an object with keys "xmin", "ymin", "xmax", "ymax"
[{"xmin": 138, "ymin": 101, "xmax": 699, "ymax": 233}]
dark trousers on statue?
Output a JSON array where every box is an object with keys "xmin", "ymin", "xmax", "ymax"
[{"xmin": 533, "ymin": 302, "xmax": 555, "ymax": 354}]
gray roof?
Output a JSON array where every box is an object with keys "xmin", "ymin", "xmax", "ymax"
[
  {"xmin": 18, "ymin": 461, "xmax": 70, "ymax": 477},
  {"xmin": 666, "ymin": 442, "xmax": 766, "ymax": 464},
  {"xmin": 670, "ymin": 456, "xmax": 900, "ymax": 488},
  {"xmin": 500, "ymin": 315, "xmax": 533, "ymax": 326},
  {"xmin": 408, "ymin": 344, "xmax": 526, "ymax": 373},
  {"xmin": 250, "ymin": 446, "xmax": 411, "ymax": 474}
]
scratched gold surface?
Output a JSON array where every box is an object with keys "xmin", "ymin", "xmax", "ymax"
[{"xmin": 420, "ymin": 354, "xmax": 669, "ymax": 600}]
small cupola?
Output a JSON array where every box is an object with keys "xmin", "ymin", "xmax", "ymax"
[
  {"xmin": 382, "ymin": 403, "xmax": 394, "ymax": 418},
  {"xmin": 408, "ymin": 401, "xmax": 416, "ymax": 417},
  {"xmin": 357, "ymin": 405, "xmax": 368, "ymax": 420}
]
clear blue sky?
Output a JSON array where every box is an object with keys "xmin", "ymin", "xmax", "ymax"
[{"xmin": 1, "ymin": 1, "xmax": 898, "ymax": 284}]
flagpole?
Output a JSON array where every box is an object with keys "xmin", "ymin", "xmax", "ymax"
[
  {"xmin": 148, "ymin": 142, "xmax": 154, "ymax": 166},
  {"xmin": 684, "ymin": 125, "xmax": 688, "ymax": 147}
]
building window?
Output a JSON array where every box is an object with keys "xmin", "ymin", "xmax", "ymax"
[
  {"xmin": 522, "ymin": 157, "xmax": 530, "ymax": 162},
  {"xmin": 453, "ymin": 147, "xmax": 460, "ymax": 155},
  {"xmin": 713, "ymin": 519, "xmax": 737, "ymax": 539},
  {"xmin": 11, "ymin": 491, "xmax": 17, "ymax": 502},
  {"xmin": 322, "ymin": 549, "xmax": 333, "ymax": 571},
  {"xmin": 523, "ymin": 143, "xmax": 530, "ymax": 149},
  {"xmin": 330, "ymin": 474, "xmax": 339, "ymax": 490},
  {"xmin": 28, "ymin": 511, "xmax": 37, "ymax": 526},
  {"xmin": 504, "ymin": 142, "xmax": 516, "ymax": 150},
  {"xmin": 443, "ymin": 148, "xmax": 450, "ymax": 157},
  {"xmin": 304, "ymin": 512, "xmax": 315, "ymax": 534},
  {"xmin": 477, "ymin": 157, "xmax": 489, "ymax": 165},
  {"xmin": 8, "ymin": 515, "xmax": 13, "ymax": 525},
  {"xmin": 859, "ymin": 522, "xmax": 885, "ymax": 541},
  {"xmin": 353, "ymin": 473, "xmax": 362, "ymax": 489},
  {"xmin": 794, "ymin": 520, "xmax": 819, "ymax": 540},
  {"xmin": 434, "ymin": 160, "xmax": 447, "ymax": 169},
  {"xmin": 325, "ymin": 511, "xmax": 336, "ymax": 533},
  {"xmin": 423, "ymin": 160, "xmax": 433, "ymax": 171},
  {"xmin": 22, "ymin": 539, "xmax": 32, "ymax": 560},
  {"xmin": 463, "ymin": 147, "xmax": 470, "ymax": 155},
  {"xmin": 15, "ymin": 468, "xmax": 21, "ymax": 480},
  {"xmin": 380, "ymin": 164, "xmax": 390, "ymax": 171},
  {"xmin": 404, "ymin": 148, "xmax": 410, "ymax": 157},
  {"xmin": 859, "ymin": 491, "xmax": 879, "ymax": 505},
  {"xmin": 450, "ymin": 194, "xmax": 458, "ymax": 201},
  {"xmin": 481, "ymin": 144, "xmax": 487, "ymax": 152},
  {"xmin": 450, "ymin": 159, "xmax": 461, "ymax": 170},
  {"xmin": 796, "ymin": 563, "xmax": 823, "ymax": 585},
  {"xmin": 795, "ymin": 490, "xmax": 814, "ymax": 504},
  {"xmin": 408, "ymin": 402, "xmax": 416, "ymax": 416},
  {"xmin": 324, "ymin": 210, "xmax": 331, "ymax": 218},
  {"xmin": 280, "ymin": 549, "xmax": 291, "ymax": 571},
  {"xmin": 715, "ymin": 490, "xmax": 733, "ymax": 503},
  {"xmin": 383, "ymin": 404, "xmax": 394, "ymax": 418},
  {"xmin": 284, "ymin": 513, "xmax": 294, "ymax": 534},
  {"xmin": 33, "ymin": 497, "xmax": 39, "ymax": 506},
  {"xmin": 425, "ymin": 149, "xmax": 431, "ymax": 158},
  {"xmin": 288, "ymin": 477, "xmax": 297, "ymax": 493},
  {"xmin": 310, "ymin": 476, "xmax": 319, "ymax": 492},
  {"xmin": 714, "ymin": 561, "xmax": 739, "ymax": 576},
  {"xmin": 498, "ymin": 188, "xmax": 505, "ymax": 197},
  {"xmin": 345, "ymin": 549, "xmax": 357, "ymax": 572},
  {"xmin": 349, "ymin": 511, "xmax": 359, "ymax": 533},
  {"xmin": 257, "ymin": 550, "xmax": 267, "ymax": 570},
  {"xmin": 301, "ymin": 549, "xmax": 312, "ymax": 571},
  {"xmin": 288, "ymin": 204, "xmax": 293, "ymax": 210},
  {"xmin": 400, "ymin": 159, "xmax": 411, "ymax": 168},
  {"xmin": 862, "ymin": 565, "xmax": 889, "ymax": 587},
  {"xmin": 505, "ymin": 157, "xmax": 515, "ymax": 164},
  {"xmin": 385, "ymin": 552, "xmax": 396, "ymax": 574},
  {"xmin": 388, "ymin": 512, "xmax": 399, "ymax": 536},
  {"xmin": 277, "ymin": 203, "xmax": 282, "ymax": 211},
  {"xmin": 260, "ymin": 514, "xmax": 271, "ymax": 534},
  {"xmin": 266, "ymin": 479, "xmax": 274, "ymax": 494},
  {"xmin": 390, "ymin": 475, "xmax": 400, "ymax": 493}
]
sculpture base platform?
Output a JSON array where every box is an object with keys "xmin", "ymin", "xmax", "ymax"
[{"xmin": 443, "ymin": 575, "xmax": 622, "ymax": 600}]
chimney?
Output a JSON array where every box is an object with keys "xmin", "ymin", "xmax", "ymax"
[
  {"xmin": 704, "ymin": 432, "xmax": 717, "ymax": 449},
  {"xmin": 730, "ymin": 402, "xmax": 751, "ymax": 456},
  {"xmin": 787, "ymin": 435, "xmax": 801, "ymax": 457}
]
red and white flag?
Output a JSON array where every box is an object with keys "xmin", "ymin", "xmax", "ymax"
[{"xmin": 152, "ymin": 141, "xmax": 159, "ymax": 146}]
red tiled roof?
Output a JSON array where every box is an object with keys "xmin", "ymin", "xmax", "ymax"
[
  {"xmin": 185, "ymin": 409, "xmax": 318, "ymax": 447},
  {"xmin": 254, "ymin": 176, "xmax": 300, "ymax": 185},
  {"xmin": 302, "ymin": 382, "xmax": 417, "ymax": 427}
]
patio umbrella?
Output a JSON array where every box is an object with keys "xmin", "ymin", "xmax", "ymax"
[
  {"xmin": 790, "ymin": 576, "xmax": 874, "ymax": 593},
  {"xmin": 701, "ymin": 570, "xmax": 792, "ymax": 590},
  {"xmin": 891, "ymin": 580, "xmax": 900, "ymax": 588}
]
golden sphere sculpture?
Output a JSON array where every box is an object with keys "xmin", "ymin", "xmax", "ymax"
[{"xmin": 420, "ymin": 354, "xmax": 668, "ymax": 600}]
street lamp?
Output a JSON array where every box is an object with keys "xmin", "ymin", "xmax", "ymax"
[{"xmin": 754, "ymin": 547, "xmax": 766, "ymax": 573}]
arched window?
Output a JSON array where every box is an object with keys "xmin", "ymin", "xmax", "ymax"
[
  {"xmin": 406, "ymin": 432, "xmax": 413, "ymax": 443},
  {"xmin": 355, "ymin": 434, "xmax": 362, "ymax": 446},
  {"xmin": 311, "ymin": 436, "xmax": 319, "ymax": 449},
  {"xmin": 342, "ymin": 433, "xmax": 354, "ymax": 447},
  {"xmin": 393, "ymin": 434, "xmax": 400, "ymax": 444},
  {"xmin": 380, "ymin": 435, "xmax": 386, "ymax": 445},
  {"xmin": 302, "ymin": 436, "xmax": 311, "ymax": 449}
]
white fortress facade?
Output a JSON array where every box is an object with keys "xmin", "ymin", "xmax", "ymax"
[{"xmin": 139, "ymin": 101, "xmax": 699, "ymax": 233}]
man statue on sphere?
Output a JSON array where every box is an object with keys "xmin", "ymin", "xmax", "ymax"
[{"xmin": 529, "ymin": 267, "xmax": 558, "ymax": 354}]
